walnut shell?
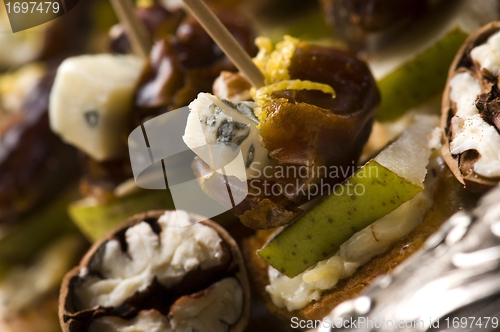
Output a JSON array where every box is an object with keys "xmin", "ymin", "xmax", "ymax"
[
  {"xmin": 441, "ymin": 21, "xmax": 500, "ymax": 192},
  {"xmin": 59, "ymin": 210, "xmax": 250, "ymax": 332}
]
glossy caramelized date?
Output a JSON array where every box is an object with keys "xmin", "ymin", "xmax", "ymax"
[
  {"xmin": 288, "ymin": 43, "xmax": 381, "ymax": 113},
  {"xmin": 78, "ymin": 154, "xmax": 134, "ymax": 203},
  {"xmin": 170, "ymin": 12, "xmax": 256, "ymax": 69},
  {"xmin": 192, "ymin": 157, "xmax": 302, "ymax": 229},
  {"xmin": 338, "ymin": 0, "xmax": 427, "ymax": 32},
  {"xmin": 194, "ymin": 44, "xmax": 380, "ymax": 229},
  {"xmin": 110, "ymin": 4, "xmax": 185, "ymax": 55},
  {"xmin": 134, "ymin": 40, "xmax": 184, "ymax": 113},
  {"xmin": 78, "ymin": 6, "xmax": 256, "ymax": 201},
  {"xmin": 134, "ymin": 9, "xmax": 257, "ymax": 124},
  {"xmin": 0, "ymin": 72, "xmax": 79, "ymax": 224},
  {"xmin": 320, "ymin": 0, "xmax": 430, "ymax": 49},
  {"xmin": 260, "ymin": 99, "xmax": 373, "ymax": 174},
  {"xmin": 259, "ymin": 44, "xmax": 379, "ymax": 201}
]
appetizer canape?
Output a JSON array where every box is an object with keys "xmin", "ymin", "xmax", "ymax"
[{"xmin": 185, "ymin": 35, "xmax": 380, "ymax": 229}]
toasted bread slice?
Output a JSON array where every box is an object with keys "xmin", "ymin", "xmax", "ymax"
[{"xmin": 243, "ymin": 168, "xmax": 479, "ymax": 323}]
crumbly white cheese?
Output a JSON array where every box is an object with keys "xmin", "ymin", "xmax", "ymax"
[
  {"xmin": 183, "ymin": 93, "xmax": 270, "ymax": 180},
  {"xmin": 266, "ymin": 159, "xmax": 443, "ymax": 312},
  {"xmin": 49, "ymin": 54, "xmax": 145, "ymax": 161},
  {"xmin": 76, "ymin": 211, "xmax": 225, "ymax": 309},
  {"xmin": 448, "ymin": 72, "xmax": 500, "ymax": 177},
  {"xmin": 471, "ymin": 30, "xmax": 500, "ymax": 76},
  {"xmin": 88, "ymin": 278, "xmax": 243, "ymax": 332}
]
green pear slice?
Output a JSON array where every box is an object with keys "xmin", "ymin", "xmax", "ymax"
[
  {"xmin": 69, "ymin": 189, "xmax": 175, "ymax": 242},
  {"xmin": 371, "ymin": 0, "xmax": 499, "ymax": 122},
  {"xmin": 0, "ymin": 234, "xmax": 86, "ymax": 306},
  {"xmin": 258, "ymin": 115, "xmax": 439, "ymax": 278},
  {"xmin": 70, "ymin": 188, "xmax": 241, "ymax": 242},
  {"xmin": 375, "ymin": 29, "xmax": 466, "ymax": 121},
  {"xmin": 256, "ymin": 6, "xmax": 335, "ymax": 44},
  {"xmin": 0, "ymin": 185, "xmax": 80, "ymax": 275}
]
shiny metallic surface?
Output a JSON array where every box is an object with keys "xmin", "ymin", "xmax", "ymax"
[{"xmin": 316, "ymin": 185, "xmax": 500, "ymax": 332}]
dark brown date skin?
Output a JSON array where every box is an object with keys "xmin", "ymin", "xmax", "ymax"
[
  {"xmin": 194, "ymin": 43, "xmax": 380, "ymax": 229},
  {"xmin": 0, "ymin": 69, "xmax": 79, "ymax": 224},
  {"xmin": 134, "ymin": 8, "xmax": 257, "ymax": 124},
  {"xmin": 288, "ymin": 43, "xmax": 381, "ymax": 114},
  {"xmin": 192, "ymin": 157, "xmax": 303, "ymax": 229},
  {"xmin": 110, "ymin": 4, "xmax": 185, "ymax": 55},
  {"xmin": 109, "ymin": 1, "xmax": 250, "ymax": 56},
  {"xmin": 259, "ymin": 43, "xmax": 379, "ymax": 202},
  {"xmin": 78, "ymin": 154, "xmax": 134, "ymax": 203},
  {"xmin": 320, "ymin": 0, "xmax": 429, "ymax": 50},
  {"xmin": 79, "ymin": 6, "xmax": 256, "ymax": 200}
]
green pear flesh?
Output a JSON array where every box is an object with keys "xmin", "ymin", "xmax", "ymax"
[
  {"xmin": 371, "ymin": 0, "xmax": 499, "ymax": 121},
  {"xmin": 376, "ymin": 29, "xmax": 467, "ymax": 122},
  {"xmin": 69, "ymin": 189, "xmax": 239, "ymax": 242},
  {"xmin": 258, "ymin": 115, "xmax": 438, "ymax": 277},
  {"xmin": 0, "ymin": 186, "xmax": 80, "ymax": 276},
  {"xmin": 258, "ymin": 160, "xmax": 422, "ymax": 277},
  {"xmin": 69, "ymin": 190, "xmax": 175, "ymax": 242}
]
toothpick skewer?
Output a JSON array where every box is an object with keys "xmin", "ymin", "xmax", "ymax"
[
  {"xmin": 182, "ymin": 0, "xmax": 265, "ymax": 88},
  {"xmin": 109, "ymin": 0, "xmax": 151, "ymax": 58}
]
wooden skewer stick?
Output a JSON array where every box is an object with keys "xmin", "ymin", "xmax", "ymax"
[
  {"xmin": 182, "ymin": 0, "xmax": 265, "ymax": 88},
  {"xmin": 109, "ymin": 0, "xmax": 152, "ymax": 58}
]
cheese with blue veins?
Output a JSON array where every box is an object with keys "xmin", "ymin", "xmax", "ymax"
[
  {"xmin": 49, "ymin": 54, "xmax": 145, "ymax": 161},
  {"xmin": 183, "ymin": 93, "xmax": 270, "ymax": 180}
]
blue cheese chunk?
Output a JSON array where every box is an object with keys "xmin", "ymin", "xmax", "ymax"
[
  {"xmin": 183, "ymin": 93, "xmax": 270, "ymax": 180},
  {"xmin": 49, "ymin": 54, "xmax": 145, "ymax": 161}
]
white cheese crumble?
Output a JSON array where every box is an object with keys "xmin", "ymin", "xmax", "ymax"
[
  {"xmin": 266, "ymin": 159, "xmax": 442, "ymax": 311},
  {"xmin": 76, "ymin": 211, "xmax": 225, "ymax": 309},
  {"xmin": 448, "ymin": 72, "xmax": 500, "ymax": 177},
  {"xmin": 183, "ymin": 93, "xmax": 271, "ymax": 180},
  {"xmin": 471, "ymin": 30, "xmax": 500, "ymax": 76},
  {"xmin": 88, "ymin": 277, "xmax": 243, "ymax": 332}
]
